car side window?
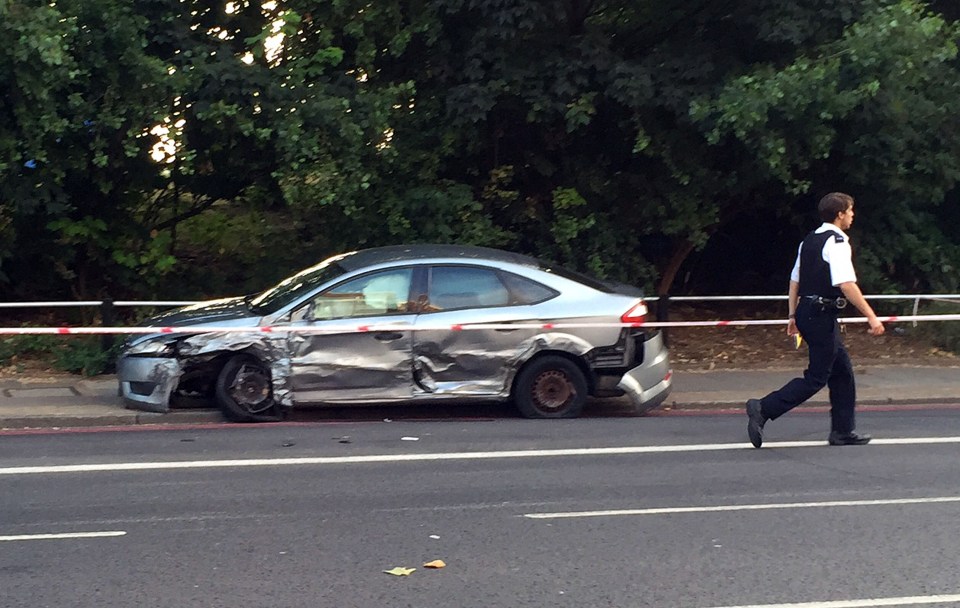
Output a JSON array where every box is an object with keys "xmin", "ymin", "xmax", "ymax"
[
  {"xmin": 309, "ymin": 268, "xmax": 413, "ymax": 320},
  {"xmin": 499, "ymin": 271, "xmax": 558, "ymax": 304},
  {"xmin": 428, "ymin": 266, "xmax": 507, "ymax": 311},
  {"xmin": 427, "ymin": 266, "xmax": 524, "ymax": 311}
]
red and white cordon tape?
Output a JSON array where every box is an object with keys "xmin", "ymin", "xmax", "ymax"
[{"xmin": 1, "ymin": 314, "xmax": 959, "ymax": 335}]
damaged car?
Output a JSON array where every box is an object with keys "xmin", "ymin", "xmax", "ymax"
[{"xmin": 117, "ymin": 244, "xmax": 672, "ymax": 421}]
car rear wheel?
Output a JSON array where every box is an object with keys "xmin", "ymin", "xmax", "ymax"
[
  {"xmin": 215, "ymin": 354, "xmax": 284, "ymax": 422},
  {"xmin": 514, "ymin": 356, "xmax": 587, "ymax": 419}
]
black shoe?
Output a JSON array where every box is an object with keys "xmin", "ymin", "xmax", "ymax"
[
  {"xmin": 746, "ymin": 399, "xmax": 766, "ymax": 448},
  {"xmin": 828, "ymin": 431, "xmax": 872, "ymax": 446}
]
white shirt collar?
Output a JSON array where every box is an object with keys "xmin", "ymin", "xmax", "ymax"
[{"xmin": 815, "ymin": 222, "xmax": 849, "ymax": 240}]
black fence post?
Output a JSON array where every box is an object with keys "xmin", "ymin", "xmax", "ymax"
[{"xmin": 657, "ymin": 294, "xmax": 670, "ymax": 347}]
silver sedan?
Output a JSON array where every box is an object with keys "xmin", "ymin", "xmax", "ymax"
[{"xmin": 117, "ymin": 245, "xmax": 672, "ymax": 421}]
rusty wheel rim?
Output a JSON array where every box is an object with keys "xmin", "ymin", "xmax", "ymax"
[{"xmin": 531, "ymin": 369, "xmax": 575, "ymax": 412}]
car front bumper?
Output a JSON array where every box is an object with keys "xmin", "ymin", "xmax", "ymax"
[
  {"xmin": 117, "ymin": 356, "xmax": 183, "ymax": 413},
  {"xmin": 617, "ymin": 331, "xmax": 672, "ymax": 414}
]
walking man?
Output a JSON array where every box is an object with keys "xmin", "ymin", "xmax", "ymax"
[{"xmin": 746, "ymin": 192, "xmax": 885, "ymax": 448}]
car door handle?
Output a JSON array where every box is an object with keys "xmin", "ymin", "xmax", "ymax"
[{"xmin": 373, "ymin": 331, "xmax": 404, "ymax": 341}]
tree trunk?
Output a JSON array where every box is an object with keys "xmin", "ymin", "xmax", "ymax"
[{"xmin": 657, "ymin": 239, "xmax": 696, "ymax": 296}]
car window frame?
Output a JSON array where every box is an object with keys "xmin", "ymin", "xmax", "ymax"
[
  {"xmin": 420, "ymin": 264, "xmax": 558, "ymax": 313},
  {"xmin": 296, "ymin": 266, "xmax": 418, "ymax": 322}
]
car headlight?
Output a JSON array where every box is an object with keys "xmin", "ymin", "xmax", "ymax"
[{"xmin": 124, "ymin": 337, "xmax": 178, "ymax": 357}]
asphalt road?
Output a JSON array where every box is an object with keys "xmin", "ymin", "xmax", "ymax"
[{"xmin": 2, "ymin": 409, "xmax": 960, "ymax": 608}]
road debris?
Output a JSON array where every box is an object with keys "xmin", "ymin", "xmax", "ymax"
[{"xmin": 383, "ymin": 567, "xmax": 416, "ymax": 576}]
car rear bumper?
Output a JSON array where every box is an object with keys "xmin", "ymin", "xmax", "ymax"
[
  {"xmin": 617, "ymin": 331, "xmax": 672, "ymax": 413},
  {"xmin": 117, "ymin": 356, "xmax": 182, "ymax": 413}
]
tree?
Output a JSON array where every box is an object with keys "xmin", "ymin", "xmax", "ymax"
[
  {"xmin": 690, "ymin": 0, "xmax": 960, "ymax": 292},
  {"xmin": 2, "ymin": 0, "xmax": 958, "ymax": 303},
  {"xmin": 1, "ymin": 0, "xmax": 176, "ymax": 299}
]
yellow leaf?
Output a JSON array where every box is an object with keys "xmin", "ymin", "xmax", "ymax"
[
  {"xmin": 423, "ymin": 560, "xmax": 446, "ymax": 569},
  {"xmin": 383, "ymin": 567, "xmax": 416, "ymax": 576}
]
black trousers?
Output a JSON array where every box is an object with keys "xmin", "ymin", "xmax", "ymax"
[{"xmin": 759, "ymin": 298, "xmax": 857, "ymax": 433}]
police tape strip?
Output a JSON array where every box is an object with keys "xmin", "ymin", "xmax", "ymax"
[{"xmin": 1, "ymin": 314, "xmax": 960, "ymax": 335}]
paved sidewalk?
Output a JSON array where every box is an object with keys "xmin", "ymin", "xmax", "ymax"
[
  {"xmin": 1, "ymin": 364, "xmax": 958, "ymax": 430},
  {"xmin": 666, "ymin": 364, "xmax": 960, "ymax": 408}
]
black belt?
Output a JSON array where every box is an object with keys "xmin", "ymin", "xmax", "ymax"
[{"xmin": 802, "ymin": 295, "xmax": 847, "ymax": 309}]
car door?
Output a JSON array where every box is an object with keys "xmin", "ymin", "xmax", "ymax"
[
  {"xmin": 287, "ymin": 267, "xmax": 417, "ymax": 403},
  {"xmin": 411, "ymin": 264, "xmax": 556, "ymax": 396}
]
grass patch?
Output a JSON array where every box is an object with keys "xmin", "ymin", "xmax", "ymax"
[{"xmin": 0, "ymin": 334, "xmax": 119, "ymax": 376}]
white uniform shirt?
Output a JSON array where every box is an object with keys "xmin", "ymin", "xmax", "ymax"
[{"xmin": 789, "ymin": 223, "xmax": 857, "ymax": 286}]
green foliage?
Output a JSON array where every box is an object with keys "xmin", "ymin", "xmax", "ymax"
[
  {"xmin": 0, "ymin": 334, "xmax": 59, "ymax": 367},
  {"xmin": 51, "ymin": 337, "xmax": 118, "ymax": 377},
  {"xmin": 2, "ymin": 0, "xmax": 960, "ymax": 306},
  {"xmin": 688, "ymin": 0, "xmax": 960, "ymax": 292},
  {"xmin": 0, "ymin": 332, "xmax": 118, "ymax": 376}
]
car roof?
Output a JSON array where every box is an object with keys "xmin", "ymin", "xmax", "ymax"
[{"xmin": 336, "ymin": 244, "xmax": 543, "ymax": 271}]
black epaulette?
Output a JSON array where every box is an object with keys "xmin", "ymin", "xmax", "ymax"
[{"xmin": 833, "ymin": 234, "xmax": 845, "ymax": 243}]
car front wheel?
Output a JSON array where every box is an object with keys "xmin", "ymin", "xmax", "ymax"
[
  {"xmin": 215, "ymin": 354, "xmax": 284, "ymax": 422},
  {"xmin": 513, "ymin": 355, "xmax": 588, "ymax": 419}
]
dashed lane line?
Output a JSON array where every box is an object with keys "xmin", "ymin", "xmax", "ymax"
[
  {"xmin": 523, "ymin": 495, "xmax": 960, "ymax": 519},
  {"xmin": 0, "ymin": 436, "xmax": 959, "ymax": 476},
  {"xmin": 0, "ymin": 531, "xmax": 126, "ymax": 542},
  {"xmin": 698, "ymin": 594, "xmax": 960, "ymax": 607}
]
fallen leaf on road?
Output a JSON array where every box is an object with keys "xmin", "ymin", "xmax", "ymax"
[
  {"xmin": 423, "ymin": 560, "xmax": 446, "ymax": 569},
  {"xmin": 383, "ymin": 567, "xmax": 416, "ymax": 576}
]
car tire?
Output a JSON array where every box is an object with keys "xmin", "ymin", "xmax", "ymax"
[
  {"xmin": 215, "ymin": 353, "xmax": 285, "ymax": 422},
  {"xmin": 513, "ymin": 355, "xmax": 587, "ymax": 419}
]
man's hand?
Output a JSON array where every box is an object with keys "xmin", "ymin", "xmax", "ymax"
[
  {"xmin": 786, "ymin": 318, "xmax": 798, "ymax": 336},
  {"xmin": 839, "ymin": 281, "xmax": 885, "ymax": 337}
]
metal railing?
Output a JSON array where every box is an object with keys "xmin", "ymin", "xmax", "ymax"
[
  {"xmin": 653, "ymin": 294, "xmax": 960, "ymax": 327},
  {"xmin": 4, "ymin": 294, "xmax": 959, "ymax": 347}
]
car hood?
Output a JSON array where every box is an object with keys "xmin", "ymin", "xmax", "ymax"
[{"xmin": 145, "ymin": 296, "xmax": 260, "ymax": 327}]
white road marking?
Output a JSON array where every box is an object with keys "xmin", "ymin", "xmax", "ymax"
[
  {"xmin": 0, "ymin": 436, "xmax": 958, "ymax": 476},
  {"xmin": 699, "ymin": 594, "xmax": 960, "ymax": 607},
  {"xmin": 524, "ymin": 496, "xmax": 960, "ymax": 519},
  {"xmin": 0, "ymin": 531, "xmax": 126, "ymax": 542}
]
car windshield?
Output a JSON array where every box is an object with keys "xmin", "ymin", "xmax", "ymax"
[{"xmin": 248, "ymin": 256, "xmax": 351, "ymax": 314}]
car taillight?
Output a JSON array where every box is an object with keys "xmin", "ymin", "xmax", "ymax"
[{"xmin": 621, "ymin": 300, "xmax": 648, "ymax": 326}]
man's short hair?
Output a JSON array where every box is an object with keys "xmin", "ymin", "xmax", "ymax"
[{"xmin": 818, "ymin": 192, "xmax": 854, "ymax": 222}]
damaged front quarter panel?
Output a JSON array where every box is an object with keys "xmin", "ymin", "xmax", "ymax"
[{"xmin": 119, "ymin": 332, "xmax": 295, "ymax": 412}]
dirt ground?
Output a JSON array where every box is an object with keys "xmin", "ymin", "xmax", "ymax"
[{"xmin": 665, "ymin": 304, "xmax": 959, "ymax": 370}]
